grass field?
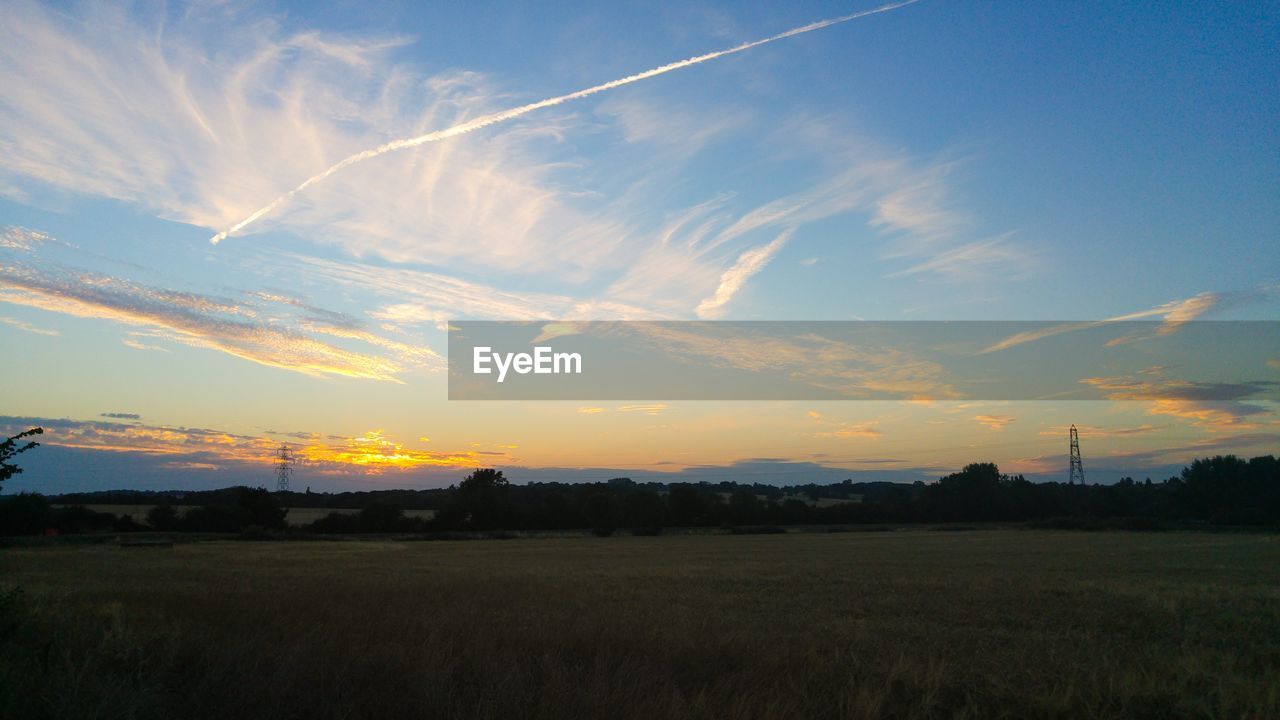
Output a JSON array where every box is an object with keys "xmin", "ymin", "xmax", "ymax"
[{"xmin": 2, "ymin": 530, "xmax": 1278, "ymax": 719}]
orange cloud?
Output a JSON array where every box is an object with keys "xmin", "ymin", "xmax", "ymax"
[
  {"xmin": 1, "ymin": 417, "xmax": 484, "ymax": 474},
  {"xmin": 1038, "ymin": 424, "xmax": 1160, "ymax": 439},
  {"xmin": 1079, "ymin": 374, "xmax": 1274, "ymax": 431},
  {"xmin": 1142, "ymin": 399, "xmax": 1261, "ymax": 431},
  {"xmin": 973, "ymin": 414, "xmax": 1014, "ymax": 430},
  {"xmin": 816, "ymin": 424, "xmax": 882, "ymax": 439},
  {"xmin": 617, "ymin": 404, "xmax": 669, "ymax": 415},
  {"xmin": 1006, "ymin": 454, "xmax": 1056, "ymax": 475},
  {"xmin": 810, "ymin": 412, "xmax": 882, "ymax": 439},
  {"xmin": 296, "ymin": 430, "xmax": 482, "ymax": 473}
]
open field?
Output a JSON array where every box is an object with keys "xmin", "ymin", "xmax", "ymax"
[{"xmin": 2, "ymin": 530, "xmax": 1279, "ymax": 719}]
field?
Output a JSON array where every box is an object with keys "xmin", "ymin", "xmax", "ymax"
[{"xmin": 2, "ymin": 530, "xmax": 1278, "ymax": 719}]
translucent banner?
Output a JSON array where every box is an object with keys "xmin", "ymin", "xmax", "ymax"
[{"xmin": 447, "ymin": 321, "xmax": 1279, "ymax": 401}]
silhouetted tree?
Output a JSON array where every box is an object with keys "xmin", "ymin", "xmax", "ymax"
[
  {"xmin": 52, "ymin": 505, "xmax": 115, "ymax": 534},
  {"xmin": 624, "ymin": 488, "xmax": 666, "ymax": 535},
  {"xmin": 180, "ymin": 505, "xmax": 245, "ymax": 532},
  {"xmin": 0, "ymin": 493, "xmax": 51, "ymax": 535},
  {"xmin": 728, "ymin": 491, "xmax": 762, "ymax": 526},
  {"xmin": 1178, "ymin": 455, "xmax": 1278, "ymax": 523},
  {"xmin": 457, "ymin": 468, "xmax": 511, "ymax": 529},
  {"xmin": 237, "ymin": 486, "xmax": 288, "ymax": 529},
  {"xmin": 927, "ymin": 462, "xmax": 1017, "ymax": 521},
  {"xmin": 667, "ymin": 485, "xmax": 710, "ymax": 526},
  {"xmin": 0, "ymin": 428, "xmax": 43, "ymax": 491},
  {"xmin": 359, "ymin": 502, "xmax": 404, "ymax": 532},
  {"xmin": 581, "ymin": 489, "xmax": 618, "ymax": 536},
  {"xmin": 308, "ymin": 511, "xmax": 362, "ymax": 534},
  {"xmin": 147, "ymin": 503, "xmax": 179, "ymax": 531},
  {"xmin": 174, "ymin": 486, "xmax": 286, "ymax": 532}
]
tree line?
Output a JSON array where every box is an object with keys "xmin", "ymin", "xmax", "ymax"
[{"xmin": 2, "ymin": 454, "xmax": 1277, "ymax": 537}]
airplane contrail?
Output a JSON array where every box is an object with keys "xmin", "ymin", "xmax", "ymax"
[{"xmin": 210, "ymin": 0, "xmax": 921, "ymax": 244}]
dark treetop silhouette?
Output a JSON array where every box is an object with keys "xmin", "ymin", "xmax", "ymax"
[{"xmin": 0, "ymin": 427, "xmax": 42, "ymax": 491}]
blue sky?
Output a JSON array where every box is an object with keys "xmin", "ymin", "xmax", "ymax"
[{"xmin": 0, "ymin": 0, "xmax": 1276, "ymax": 492}]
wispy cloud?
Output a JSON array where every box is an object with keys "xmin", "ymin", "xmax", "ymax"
[
  {"xmin": 574, "ymin": 404, "xmax": 668, "ymax": 416},
  {"xmin": 981, "ymin": 291, "xmax": 1271, "ymax": 354},
  {"xmin": 121, "ymin": 331, "xmax": 171, "ymax": 352},
  {"xmin": 807, "ymin": 410, "xmax": 882, "ymax": 439},
  {"xmin": 1038, "ymin": 424, "xmax": 1160, "ymax": 439},
  {"xmin": 618, "ymin": 404, "xmax": 669, "ymax": 415},
  {"xmin": 890, "ymin": 234, "xmax": 1032, "ymax": 280},
  {"xmin": 1079, "ymin": 369, "xmax": 1276, "ymax": 431},
  {"xmin": 816, "ymin": 423, "xmax": 882, "ymax": 439},
  {"xmin": 696, "ymin": 229, "xmax": 791, "ymax": 318},
  {"xmin": 0, "ymin": 315, "xmax": 58, "ymax": 336},
  {"xmin": 0, "ymin": 247, "xmax": 438, "ymax": 380},
  {"xmin": 209, "ymin": 0, "xmax": 923, "ymax": 244},
  {"xmin": 2, "ymin": 0, "xmax": 1021, "ymax": 328},
  {"xmin": 1005, "ymin": 454, "xmax": 1056, "ymax": 475},
  {"xmin": 1088, "ymin": 431, "xmax": 1280, "ymax": 471},
  {"xmin": 973, "ymin": 414, "xmax": 1014, "ymax": 430},
  {"xmin": 594, "ymin": 94, "xmax": 746, "ymax": 158},
  {"xmin": 0, "ymin": 227, "xmax": 51, "ymax": 251},
  {"xmin": 612, "ymin": 323, "xmax": 959, "ymax": 399}
]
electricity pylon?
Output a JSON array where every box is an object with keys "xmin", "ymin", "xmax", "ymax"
[
  {"xmin": 274, "ymin": 444, "xmax": 293, "ymax": 493},
  {"xmin": 1069, "ymin": 425, "xmax": 1085, "ymax": 486}
]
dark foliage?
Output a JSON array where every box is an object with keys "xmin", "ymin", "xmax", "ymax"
[
  {"xmin": 19, "ymin": 454, "xmax": 1280, "ymax": 537},
  {"xmin": 0, "ymin": 428, "xmax": 42, "ymax": 491},
  {"xmin": 146, "ymin": 503, "xmax": 179, "ymax": 531},
  {"xmin": 306, "ymin": 502, "xmax": 409, "ymax": 534},
  {"xmin": 0, "ymin": 493, "xmax": 51, "ymax": 535},
  {"xmin": 176, "ymin": 486, "xmax": 288, "ymax": 533}
]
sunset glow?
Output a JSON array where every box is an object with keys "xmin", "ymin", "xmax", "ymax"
[{"xmin": 1, "ymin": 1, "xmax": 1276, "ymax": 493}]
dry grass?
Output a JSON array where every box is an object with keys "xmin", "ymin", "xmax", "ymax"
[{"xmin": 2, "ymin": 530, "xmax": 1278, "ymax": 719}]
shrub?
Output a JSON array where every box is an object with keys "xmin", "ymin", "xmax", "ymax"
[
  {"xmin": 0, "ymin": 494, "xmax": 51, "ymax": 536},
  {"xmin": 146, "ymin": 503, "xmax": 179, "ymax": 530}
]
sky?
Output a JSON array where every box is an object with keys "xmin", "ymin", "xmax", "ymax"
[{"xmin": 1, "ymin": 0, "xmax": 1277, "ymax": 493}]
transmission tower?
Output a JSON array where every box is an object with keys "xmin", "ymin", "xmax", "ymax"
[
  {"xmin": 274, "ymin": 443, "xmax": 294, "ymax": 493},
  {"xmin": 1068, "ymin": 425, "xmax": 1085, "ymax": 485}
]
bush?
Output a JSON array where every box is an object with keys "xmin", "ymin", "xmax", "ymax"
[
  {"xmin": 52, "ymin": 505, "xmax": 116, "ymax": 534},
  {"xmin": 0, "ymin": 494, "xmax": 51, "ymax": 536},
  {"xmin": 358, "ymin": 503, "xmax": 404, "ymax": 533},
  {"xmin": 146, "ymin": 504, "xmax": 179, "ymax": 530},
  {"xmin": 305, "ymin": 505, "xmax": 406, "ymax": 534},
  {"xmin": 180, "ymin": 505, "xmax": 247, "ymax": 533},
  {"xmin": 114, "ymin": 514, "xmax": 147, "ymax": 532},
  {"xmin": 307, "ymin": 511, "xmax": 362, "ymax": 534}
]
